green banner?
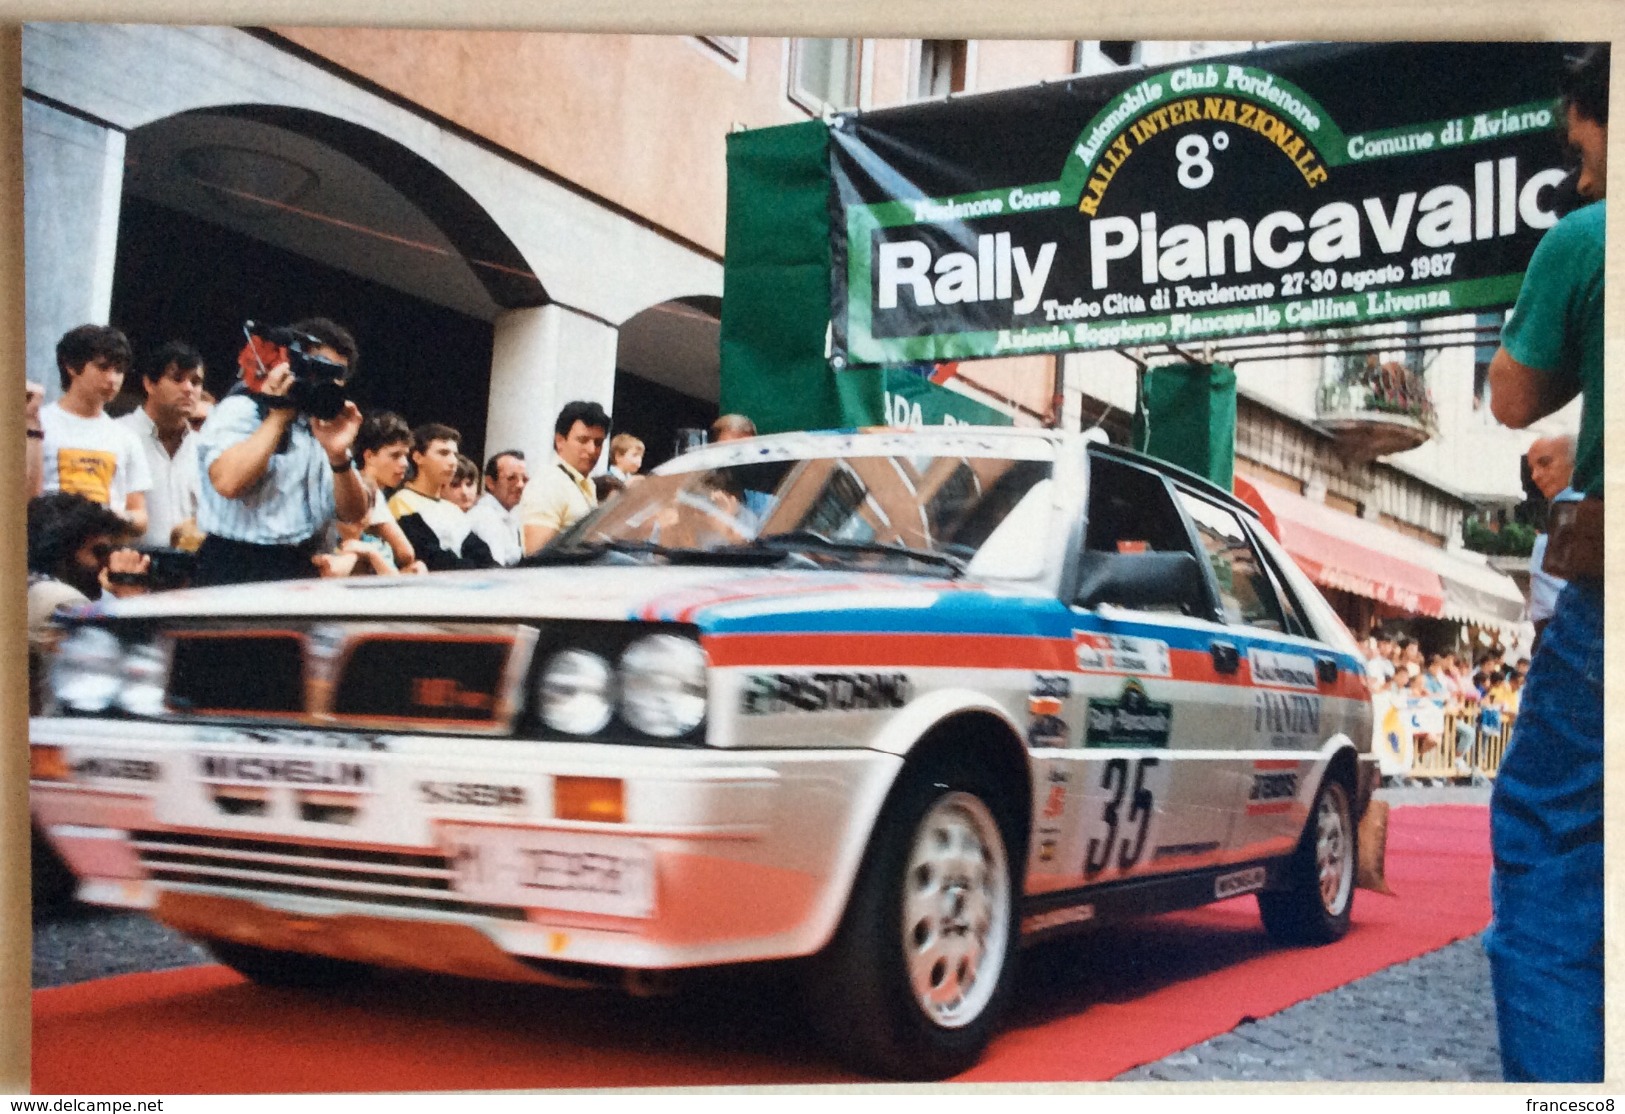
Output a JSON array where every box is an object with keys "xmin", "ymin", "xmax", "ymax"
[
  {"xmin": 883, "ymin": 369, "xmax": 1014, "ymax": 427},
  {"xmin": 1132, "ymin": 362, "xmax": 1237, "ymax": 490},
  {"xmin": 719, "ymin": 121, "xmax": 884, "ymax": 434},
  {"xmin": 824, "ymin": 42, "xmax": 1579, "ymax": 368}
]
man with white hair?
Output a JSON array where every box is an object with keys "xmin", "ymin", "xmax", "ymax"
[{"xmin": 1522, "ymin": 432, "xmax": 1575, "ymax": 644}]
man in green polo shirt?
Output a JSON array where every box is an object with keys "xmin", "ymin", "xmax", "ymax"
[{"xmin": 1484, "ymin": 43, "xmax": 1606, "ymax": 1084}]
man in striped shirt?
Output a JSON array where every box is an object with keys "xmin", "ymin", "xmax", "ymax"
[{"xmin": 192, "ymin": 318, "xmax": 368, "ymax": 586}]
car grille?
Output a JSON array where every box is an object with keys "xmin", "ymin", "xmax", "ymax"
[
  {"xmin": 157, "ymin": 623, "xmax": 534, "ymax": 732},
  {"xmin": 168, "ymin": 632, "xmax": 305, "ymax": 715},
  {"xmin": 130, "ymin": 830, "xmax": 527, "ymax": 921},
  {"xmin": 334, "ymin": 635, "xmax": 513, "ymax": 724}
]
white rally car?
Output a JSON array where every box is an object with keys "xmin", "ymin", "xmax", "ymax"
[{"xmin": 31, "ymin": 428, "xmax": 1374, "ymax": 1079}]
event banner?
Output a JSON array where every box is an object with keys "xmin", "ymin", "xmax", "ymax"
[{"xmin": 830, "ymin": 42, "xmax": 1584, "ymax": 367}]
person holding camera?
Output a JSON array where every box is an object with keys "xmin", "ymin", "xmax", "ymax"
[
  {"xmin": 27, "ymin": 491, "xmax": 151, "ymax": 689},
  {"xmin": 192, "ymin": 317, "xmax": 367, "ymax": 587}
]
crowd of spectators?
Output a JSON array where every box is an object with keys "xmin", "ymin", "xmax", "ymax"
[
  {"xmin": 1362, "ymin": 629, "xmax": 1527, "ymax": 772},
  {"xmin": 25, "ymin": 319, "xmax": 748, "ymax": 637}
]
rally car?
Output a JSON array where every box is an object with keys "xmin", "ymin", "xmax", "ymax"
[{"xmin": 31, "ymin": 427, "xmax": 1374, "ymax": 1079}]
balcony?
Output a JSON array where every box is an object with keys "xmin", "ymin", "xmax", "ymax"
[{"xmin": 1316, "ymin": 361, "xmax": 1437, "ymax": 462}]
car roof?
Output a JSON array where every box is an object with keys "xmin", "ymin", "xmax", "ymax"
[{"xmin": 657, "ymin": 425, "xmax": 1260, "ymax": 523}]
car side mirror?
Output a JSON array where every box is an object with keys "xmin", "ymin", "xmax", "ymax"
[{"xmin": 1074, "ymin": 550, "xmax": 1209, "ymax": 615}]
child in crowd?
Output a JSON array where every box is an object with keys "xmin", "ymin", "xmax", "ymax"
[
  {"xmin": 314, "ymin": 472, "xmax": 409, "ymax": 577},
  {"xmin": 607, "ymin": 433, "xmax": 644, "ymax": 483},
  {"xmin": 445, "ymin": 454, "xmax": 480, "ymax": 511}
]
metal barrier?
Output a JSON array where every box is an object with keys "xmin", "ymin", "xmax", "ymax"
[{"xmin": 1403, "ymin": 705, "xmax": 1515, "ymax": 782}]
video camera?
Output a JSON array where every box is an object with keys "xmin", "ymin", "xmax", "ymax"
[
  {"xmin": 105, "ymin": 545, "xmax": 197, "ymax": 593},
  {"xmin": 237, "ymin": 321, "xmax": 351, "ymax": 420}
]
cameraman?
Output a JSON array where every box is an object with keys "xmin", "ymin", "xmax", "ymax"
[{"xmin": 193, "ymin": 317, "xmax": 367, "ymax": 586}]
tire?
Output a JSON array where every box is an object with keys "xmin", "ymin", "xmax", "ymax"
[
  {"xmin": 801, "ymin": 758, "xmax": 1019, "ymax": 1080},
  {"xmin": 1258, "ymin": 774, "xmax": 1356, "ymax": 945},
  {"xmin": 206, "ymin": 939, "xmax": 374, "ymax": 989}
]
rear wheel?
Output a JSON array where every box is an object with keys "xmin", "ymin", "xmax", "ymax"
[
  {"xmin": 802, "ymin": 759, "xmax": 1018, "ymax": 1079},
  {"xmin": 206, "ymin": 940, "xmax": 374, "ymax": 989},
  {"xmin": 1259, "ymin": 775, "xmax": 1355, "ymax": 945}
]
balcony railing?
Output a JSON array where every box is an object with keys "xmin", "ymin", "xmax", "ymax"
[{"xmin": 1315, "ymin": 361, "xmax": 1438, "ymax": 460}]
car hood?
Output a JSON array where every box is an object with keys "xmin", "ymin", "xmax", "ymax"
[{"xmin": 85, "ymin": 564, "xmax": 1054, "ymax": 632}]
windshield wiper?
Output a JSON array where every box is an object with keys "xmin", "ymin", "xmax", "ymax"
[
  {"xmin": 521, "ymin": 538, "xmax": 683, "ymax": 565},
  {"xmin": 725, "ymin": 531, "xmax": 968, "ymax": 576}
]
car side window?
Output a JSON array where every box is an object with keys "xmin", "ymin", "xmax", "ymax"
[
  {"xmin": 1247, "ymin": 528, "xmax": 1313, "ymax": 638},
  {"xmin": 1175, "ymin": 492, "xmax": 1289, "ymax": 630},
  {"xmin": 1084, "ymin": 457, "xmax": 1198, "ymax": 556}
]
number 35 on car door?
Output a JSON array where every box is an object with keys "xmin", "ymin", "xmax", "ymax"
[{"xmin": 1078, "ymin": 753, "xmax": 1172, "ymax": 882}]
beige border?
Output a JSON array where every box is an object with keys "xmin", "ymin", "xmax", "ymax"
[{"xmin": 2, "ymin": 0, "xmax": 1620, "ymax": 1098}]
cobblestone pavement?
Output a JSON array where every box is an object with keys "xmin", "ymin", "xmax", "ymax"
[
  {"xmin": 1117, "ymin": 783, "xmax": 1500, "ymax": 1082},
  {"xmin": 1114, "ymin": 932, "xmax": 1500, "ymax": 1082},
  {"xmin": 35, "ymin": 785, "xmax": 1499, "ymax": 1082}
]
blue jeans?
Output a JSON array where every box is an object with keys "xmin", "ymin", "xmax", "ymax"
[{"xmin": 1485, "ymin": 580, "xmax": 1604, "ymax": 1082}]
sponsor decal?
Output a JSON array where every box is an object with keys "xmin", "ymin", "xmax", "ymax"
[
  {"xmin": 1248, "ymin": 648, "xmax": 1319, "ymax": 690},
  {"xmin": 1247, "ymin": 769, "xmax": 1300, "ymax": 814},
  {"xmin": 1036, "ymin": 830, "xmax": 1061, "ymax": 863},
  {"xmin": 1031, "ymin": 673, "xmax": 1072, "ymax": 699},
  {"xmin": 1085, "ymin": 679, "xmax": 1172, "ymax": 748},
  {"xmin": 1074, "ymin": 633, "xmax": 1172, "ymax": 677},
  {"xmin": 419, "ymin": 782, "xmax": 527, "ymax": 808},
  {"xmin": 1022, "ymin": 904, "xmax": 1097, "ymax": 934},
  {"xmin": 71, "ymin": 757, "xmax": 160, "ymax": 782},
  {"xmin": 739, "ymin": 672, "xmax": 912, "ymax": 715},
  {"xmin": 1027, "ymin": 677, "xmax": 1073, "ymax": 747},
  {"xmin": 1253, "ymin": 691, "xmax": 1323, "ymax": 747},
  {"xmin": 1027, "ymin": 703, "xmax": 1070, "ymax": 748},
  {"xmin": 1215, "ymin": 865, "xmax": 1268, "ymax": 899},
  {"xmin": 1153, "ymin": 840, "xmax": 1222, "ymax": 861},
  {"xmin": 1040, "ymin": 767, "xmax": 1070, "ymax": 820},
  {"xmin": 197, "ymin": 754, "xmax": 370, "ymax": 789}
]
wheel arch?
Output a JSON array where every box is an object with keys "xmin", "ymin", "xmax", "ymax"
[
  {"xmin": 873, "ymin": 697, "xmax": 1034, "ymax": 892},
  {"xmin": 1317, "ymin": 735, "xmax": 1361, "ymax": 800}
]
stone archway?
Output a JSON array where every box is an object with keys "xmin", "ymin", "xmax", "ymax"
[
  {"xmin": 109, "ymin": 105, "xmax": 546, "ymax": 458},
  {"xmin": 613, "ymin": 295, "xmax": 722, "ymax": 469}
]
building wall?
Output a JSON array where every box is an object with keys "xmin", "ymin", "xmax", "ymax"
[{"xmin": 270, "ymin": 32, "xmax": 1098, "ymax": 258}]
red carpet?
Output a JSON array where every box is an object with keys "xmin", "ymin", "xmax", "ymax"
[{"xmin": 33, "ymin": 805, "xmax": 1490, "ymax": 1092}]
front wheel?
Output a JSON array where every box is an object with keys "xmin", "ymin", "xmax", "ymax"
[
  {"xmin": 802, "ymin": 762, "xmax": 1018, "ymax": 1079},
  {"xmin": 1258, "ymin": 775, "xmax": 1356, "ymax": 945}
]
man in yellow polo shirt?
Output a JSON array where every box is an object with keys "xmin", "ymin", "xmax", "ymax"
[{"xmin": 520, "ymin": 400, "xmax": 610, "ymax": 556}]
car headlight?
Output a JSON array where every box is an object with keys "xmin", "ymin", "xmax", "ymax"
[
  {"xmin": 116, "ymin": 642, "xmax": 169, "ymax": 717},
  {"xmin": 618, "ymin": 634, "xmax": 707, "ymax": 738},
  {"xmin": 538, "ymin": 649, "xmax": 614, "ymax": 735},
  {"xmin": 50, "ymin": 626, "xmax": 125, "ymax": 713}
]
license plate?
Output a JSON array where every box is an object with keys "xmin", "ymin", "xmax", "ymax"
[{"xmin": 440, "ymin": 825, "xmax": 655, "ymax": 918}]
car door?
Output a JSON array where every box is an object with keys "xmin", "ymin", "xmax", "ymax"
[
  {"xmin": 1172, "ymin": 488, "xmax": 1357, "ymax": 860},
  {"xmin": 1028, "ymin": 456, "xmax": 1245, "ymax": 897}
]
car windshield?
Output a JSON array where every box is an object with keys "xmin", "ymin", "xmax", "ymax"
[{"xmin": 544, "ymin": 448, "xmax": 1056, "ymax": 579}]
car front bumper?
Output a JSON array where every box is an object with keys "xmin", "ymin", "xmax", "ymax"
[{"xmin": 30, "ymin": 717, "xmax": 903, "ymax": 978}]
